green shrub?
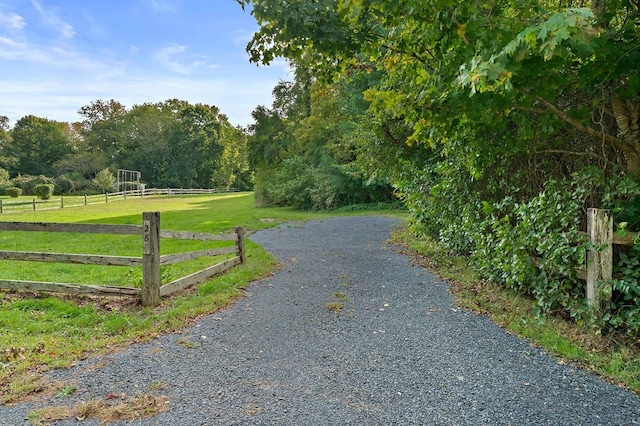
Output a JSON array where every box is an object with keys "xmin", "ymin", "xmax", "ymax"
[
  {"xmin": 64, "ymin": 172, "xmax": 92, "ymax": 193},
  {"xmin": 33, "ymin": 183, "xmax": 55, "ymax": 200},
  {"xmin": 5, "ymin": 187, "xmax": 22, "ymax": 198},
  {"xmin": 92, "ymin": 168, "xmax": 116, "ymax": 193},
  {"xmin": 10, "ymin": 175, "xmax": 55, "ymax": 195},
  {"xmin": 54, "ymin": 175, "xmax": 74, "ymax": 195}
]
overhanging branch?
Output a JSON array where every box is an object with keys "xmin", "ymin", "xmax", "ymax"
[{"xmin": 534, "ymin": 95, "xmax": 621, "ymax": 147}]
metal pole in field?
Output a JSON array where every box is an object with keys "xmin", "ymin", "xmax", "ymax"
[{"xmin": 142, "ymin": 212, "xmax": 161, "ymax": 307}]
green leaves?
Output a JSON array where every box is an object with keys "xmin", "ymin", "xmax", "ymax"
[{"xmin": 458, "ymin": 8, "xmax": 598, "ymax": 94}]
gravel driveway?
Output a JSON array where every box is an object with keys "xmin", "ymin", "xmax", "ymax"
[{"xmin": 2, "ymin": 216, "xmax": 639, "ymax": 425}]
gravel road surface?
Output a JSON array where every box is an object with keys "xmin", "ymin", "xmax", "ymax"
[{"xmin": 1, "ymin": 216, "xmax": 639, "ymax": 425}]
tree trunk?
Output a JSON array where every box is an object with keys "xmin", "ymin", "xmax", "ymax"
[{"xmin": 612, "ymin": 93, "xmax": 640, "ymax": 177}]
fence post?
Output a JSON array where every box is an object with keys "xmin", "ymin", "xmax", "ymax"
[
  {"xmin": 105, "ymin": 193, "xmax": 108, "ymax": 203},
  {"xmin": 586, "ymin": 208, "xmax": 613, "ymax": 312},
  {"xmin": 0, "ymin": 200, "xmax": 3, "ymax": 213},
  {"xmin": 235, "ymin": 226, "xmax": 245, "ymax": 264},
  {"xmin": 84, "ymin": 194, "xmax": 87, "ymax": 205},
  {"xmin": 32, "ymin": 199, "xmax": 36, "ymax": 211},
  {"xmin": 61, "ymin": 196, "xmax": 64, "ymax": 209},
  {"xmin": 142, "ymin": 212, "xmax": 161, "ymax": 307}
]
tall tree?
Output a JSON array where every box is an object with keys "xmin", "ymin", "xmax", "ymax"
[
  {"xmin": 77, "ymin": 99, "xmax": 128, "ymax": 159},
  {"xmin": 10, "ymin": 115, "xmax": 72, "ymax": 176},
  {"xmin": 0, "ymin": 115, "xmax": 16, "ymax": 170}
]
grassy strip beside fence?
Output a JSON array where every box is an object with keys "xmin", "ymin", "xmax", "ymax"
[{"xmin": 0, "ymin": 212, "xmax": 245, "ymax": 306}]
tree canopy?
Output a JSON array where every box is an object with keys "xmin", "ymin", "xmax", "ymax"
[{"xmin": 1, "ymin": 99, "xmax": 251, "ymax": 192}]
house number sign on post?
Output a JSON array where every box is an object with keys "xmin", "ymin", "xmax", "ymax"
[{"xmin": 143, "ymin": 220, "xmax": 151, "ymax": 254}]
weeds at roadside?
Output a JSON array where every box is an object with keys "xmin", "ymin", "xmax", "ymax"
[
  {"xmin": 26, "ymin": 393, "xmax": 170, "ymax": 425},
  {"xmin": 175, "ymin": 337, "xmax": 200, "ymax": 349},
  {"xmin": 55, "ymin": 386, "xmax": 76, "ymax": 399}
]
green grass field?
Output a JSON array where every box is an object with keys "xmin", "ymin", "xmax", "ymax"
[{"xmin": 0, "ymin": 192, "xmax": 406, "ymax": 403}]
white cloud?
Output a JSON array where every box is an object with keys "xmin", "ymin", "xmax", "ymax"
[
  {"xmin": 148, "ymin": 0, "xmax": 178, "ymax": 14},
  {"xmin": 57, "ymin": 20, "xmax": 75, "ymax": 39},
  {"xmin": 0, "ymin": 68, "xmax": 286, "ymax": 127},
  {"xmin": 154, "ymin": 44, "xmax": 190, "ymax": 74},
  {"xmin": 153, "ymin": 44, "xmax": 219, "ymax": 75},
  {"xmin": 0, "ymin": 36, "xmax": 25, "ymax": 49},
  {"xmin": 0, "ymin": 35, "xmax": 120, "ymax": 72},
  {"xmin": 231, "ymin": 29, "xmax": 253, "ymax": 46},
  {"xmin": 0, "ymin": 12, "xmax": 25, "ymax": 30},
  {"xmin": 31, "ymin": 0, "xmax": 75, "ymax": 39},
  {"xmin": 29, "ymin": 0, "xmax": 44, "ymax": 14}
]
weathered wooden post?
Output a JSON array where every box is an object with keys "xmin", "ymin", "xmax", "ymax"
[
  {"xmin": 32, "ymin": 199, "xmax": 36, "ymax": 211},
  {"xmin": 105, "ymin": 193, "xmax": 108, "ymax": 203},
  {"xmin": 235, "ymin": 226, "xmax": 246, "ymax": 264},
  {"xmin": 142, "ymin": 212, "xmax": 161, "ymax": 307},
  {"xmin": 61, "ymin": 196, "xmax": 64, "ymax": 209},
  {"xmin": 586, "ymin": 208, "xmax": 613, "ymax": 312},
  {"xmin": 0, "ymin": 200, "xmax": 3, "ymax": 213},
  {"xmin": 84, "ymin": 194, "xmax": 88, "ymax": 205}
]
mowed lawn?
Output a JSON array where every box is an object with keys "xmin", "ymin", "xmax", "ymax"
[{"xmin": 0, "ymin": 192, "xmax": 405, "ymax": 403}]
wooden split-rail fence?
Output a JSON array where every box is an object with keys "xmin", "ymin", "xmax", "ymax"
[
  {"xmin": 0, "ymin": 187, "xmax": 240, "ymax": 214},
  {"xmin": 582, "ymin": 208, "xmax": 637, "ymax": 313},
  {"xmin": 530, "ymin": 208, "xmax": 638, "ymax": 314},
  {"xmin": 0, "ymin": 212, "xmax": 245, "ymax": 307}
]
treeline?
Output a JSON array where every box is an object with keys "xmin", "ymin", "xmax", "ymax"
[
  {"xmin": 248, "ymin": 72, "xmax": 396, "ymax": 209},
  {"xmin": 0, "ymin": 99, "xmax": 251, "ymax": 195},
  {"xmin": 240, "ymin": 1, "xmax": 640, "ymax": 334}
]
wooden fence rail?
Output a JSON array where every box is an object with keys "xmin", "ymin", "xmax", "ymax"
[
  {"xmin": 0, "ymin": 212, "xmax": 245, "ymax": 307},
  {"xmin": 0, "ymin": 187, "xmax": 240, "ymax": 214}
]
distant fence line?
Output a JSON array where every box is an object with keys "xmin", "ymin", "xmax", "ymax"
[
  {"xmin": 0, "ymin": 212, "xmax": 246, "ymax": 307},
  {"xmin": 0, "ymin": 187, "xmax": 240, "ymax": 214}
]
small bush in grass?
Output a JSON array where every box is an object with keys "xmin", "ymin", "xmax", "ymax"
[
  {"xmin": 5, "ymin": 187, "xmax": 22, "ymax": 198},
  {"xmin": 34, "ymin": 184, "xmax": 55, "ymax": 200}
]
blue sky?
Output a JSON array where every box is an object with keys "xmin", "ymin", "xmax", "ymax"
[{"xmin": 0, "ymin": 0, "xmax": 290, "ymax": 128}]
